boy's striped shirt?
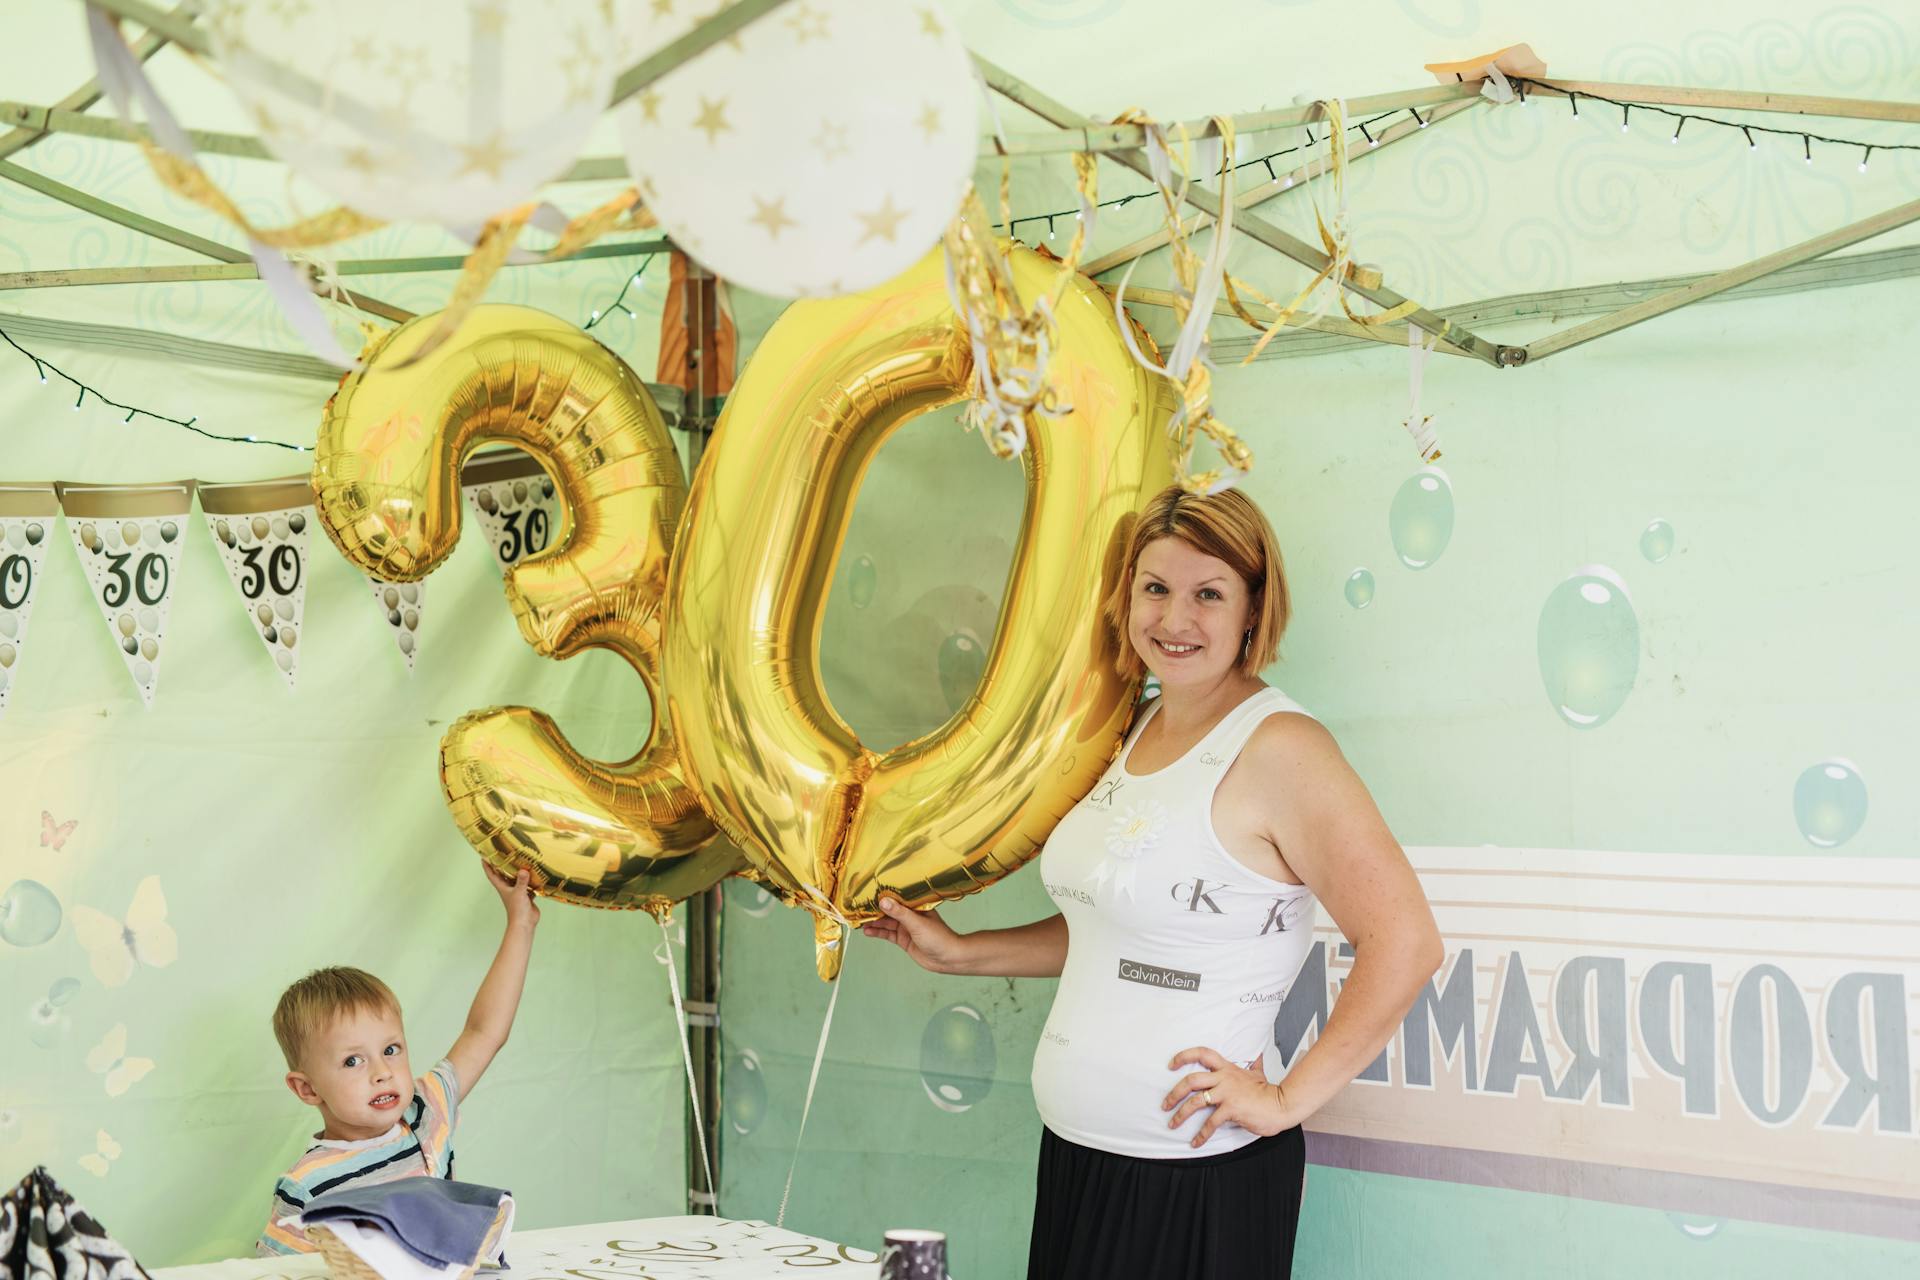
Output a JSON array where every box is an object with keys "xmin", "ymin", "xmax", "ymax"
[{"xmin": 256, "ymin": 1058, "xmax": 460, "ymax": 1256}]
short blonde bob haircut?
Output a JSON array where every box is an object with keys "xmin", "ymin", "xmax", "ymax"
[
  {"xmin": 1103, "ymin": 484, "xmax": 1290, "ymax": 679},
  {"xmin": 272, "ymin": 966, "xmax": 400, "ymax": 1069}
]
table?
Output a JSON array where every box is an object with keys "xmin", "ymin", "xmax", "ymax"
[{"xmin": 153, "ymin": 1218, "xmax": 882, "ymax": 1280}]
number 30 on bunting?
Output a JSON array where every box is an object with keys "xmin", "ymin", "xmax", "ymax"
[{"xmin": 313, "ymin": 246, "xmax": 1174, "ymax": 976}]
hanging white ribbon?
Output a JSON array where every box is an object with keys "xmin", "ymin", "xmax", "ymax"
[
  {"xmin": 1403, "ymin": 324, "xmax": 1444, "ymax": 464},
  {"xmin": 776, "ymin": 901, "xmax": 851, "ymax": 1230},
  {"xmin": 657, "ymin": 913, "xmax": 718, "ymax": 1211},
  {"xmin": 1480, "ymin": 64, "xmax": 1518, "ymax": 105},
  {"xmin": 85, "ymin": 7, "xmax": 362, "ymax": 370}
]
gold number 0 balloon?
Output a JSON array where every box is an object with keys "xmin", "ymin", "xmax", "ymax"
[
  {"xmin": 666, "ymin": 245, "xmax": 1176, "ymax": 976},
  {"xmin": 312, "ymin": 304, "xmax": 741, "ymax": 915}
]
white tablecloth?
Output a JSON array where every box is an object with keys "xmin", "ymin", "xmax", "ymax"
[{"xmin": 153, "ymin": 1218, "xmax": 881, "ymax": 1280}]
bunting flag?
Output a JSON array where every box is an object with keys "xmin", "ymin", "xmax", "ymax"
[
  {"xmin": 367, "ymin": 577, "xmax": 425, "ymax": 671},
  {"xmin": 57, "ymin": 482, "xmax": 194, "ymax": 707},
  {"xmin": 199, "ymin": 479, "xmax": 315, "ymax": 688},
  {"xmin": 461, "ymin": 451, "xmax": 562, "ymax": 576},
  {"xmin": 0, "ymin": 485, "xmax": 60, "ymax": 719}
]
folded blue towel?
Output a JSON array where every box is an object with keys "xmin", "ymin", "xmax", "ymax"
[{"xmin": 301, "ymin": 1178, "xmax": 511, "ymax": 1269}]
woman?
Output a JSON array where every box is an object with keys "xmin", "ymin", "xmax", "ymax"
[{"xmin": 863, "ymin": 484, "xmax": 1443, "ymax": 1279}]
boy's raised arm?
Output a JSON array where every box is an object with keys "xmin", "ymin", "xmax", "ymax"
[{"xmin": 446, "ymin": 864, "xmax": 541, "ymax": 1101}]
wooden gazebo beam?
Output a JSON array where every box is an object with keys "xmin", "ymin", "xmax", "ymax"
[
  {"xmin": 973, "ymin": 55, "xmax": 1515, "ymax": 368},
  {"xmin": 0, "ymin": 9, "xmax": 177, "ymax": 159},
  {"xmin": 1081, "ymin": 97, "xmax": 1482, "ymax": 277},
  {"xmin": 1520, "ymin": 195, "xmax": 1920, "ymax": 363}
]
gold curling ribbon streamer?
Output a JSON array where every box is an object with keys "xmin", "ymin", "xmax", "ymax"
[
  {"xmin": 941, "ymin": 152, "xmax": 1099, "ymax": 460},
  {"xmin": 1109, "ymin": 111, "xmax": 1254, "ymax": 496},
  {"xmin": 389, "ymin": 190, "xmax": 656, "ymax": 369},
  {"xmin": 98, "ymin": 13, "xmax": 654, "ymax": 366},
  {"xmin": 1219, "ymin": 99, "xmax": 1424, "ymax": 363}
]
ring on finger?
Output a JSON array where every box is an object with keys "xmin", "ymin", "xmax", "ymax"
[{"xmin": 1204, "ymin": 1088, "xmax": 1216, "ymax": 1105}]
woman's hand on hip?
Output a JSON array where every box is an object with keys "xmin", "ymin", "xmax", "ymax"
[
  {"xmin": 1162, "ymin": 1046, "xmax": 1302, "ymax": 1148},
  {"xmin": 861, "ymin": 897, "xmax": 973, "ymax": 975}
]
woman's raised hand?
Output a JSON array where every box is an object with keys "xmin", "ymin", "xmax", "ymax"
[{"xmin": 861, "ymin": 897, "xmax": 974, "ymax": 975}]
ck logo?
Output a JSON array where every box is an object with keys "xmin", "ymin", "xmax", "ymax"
[
  {"xmin": 1260, "ymin": 896, "xmax": 1296, "ymax": 934},
  {"xmin": 1170, "ymin": 877, "xmax": 1228, "ymax": 914},
  {"xmin": 1087, "ymin": 777, "xmax": 1125, "ymax": 810},
  {"xmin": 1200, "ymin": 752, "xmax": 1225, "ymax": 767}
]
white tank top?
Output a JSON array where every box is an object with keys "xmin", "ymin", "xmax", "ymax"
[{"xmin": 1031, "ymin": 685, "xmax": 1320, "ymax": 1159}]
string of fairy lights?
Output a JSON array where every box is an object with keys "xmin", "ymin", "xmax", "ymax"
[
  {"xmin": 993, "ymin": 82, "xmax": 1920, "ymax": 238},
  {"xmin": 10, "ymin": 85, "xmax": 1914, "ymax": 453},
  {"xmin": 0, "ymin": 259, "xmax": 657, "ymax": 454}
]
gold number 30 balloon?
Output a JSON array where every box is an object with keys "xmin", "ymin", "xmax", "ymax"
[
  {"xmin": 666, "ymin": 245, "xmax": 1174, "ymax": 976},
  {"xmin": 312, "ymin": 305, "xmax": 741, "ymax": 916},
  {"xmin": 312, "ymin": 249, "xmax": 1172, "ymax": 971}
]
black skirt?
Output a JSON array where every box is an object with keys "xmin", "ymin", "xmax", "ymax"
[{"xmin": 1027, "ymin": 1126, "xmax": 1305, "ymax": 1280}]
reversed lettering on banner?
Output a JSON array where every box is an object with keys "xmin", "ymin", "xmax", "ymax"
[{"xmin": 1279, "ymin": 845, "xmax": 1920, "ymax": 1236}]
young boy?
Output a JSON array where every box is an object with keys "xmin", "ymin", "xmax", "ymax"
[{"xmin": 256, "ymin": 864, "xmax": 540, "ymax": 1255}]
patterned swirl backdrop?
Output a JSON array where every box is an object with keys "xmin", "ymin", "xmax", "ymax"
[{"xmin": 4, "ymin": 2, "xmax": 1920, "ymax": 1277}]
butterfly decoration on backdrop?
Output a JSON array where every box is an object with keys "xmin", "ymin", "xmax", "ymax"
[
  {"xmin": 40, "ymin": 810, "xmax": 77, "ymax": 851},
  {"xmin": 70, "ymin": 876, "xmax": 176, "ymax": 988},
  {"xmin": 77, "ymin": 1129, "xmax": 121, "ymax": 1177},
  {"xmin": 86, "ymin": 1024, "xmax": 155, "ymax": 1098}
]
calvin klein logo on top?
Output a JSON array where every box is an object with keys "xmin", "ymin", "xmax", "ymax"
[
  {"xmin": 1200, "ymin": 752, "xmax": 1226, "ymax": 766},
  {"xmin": 1087, "ymin": 778, "xmax": 1125, "ymax": 810},
  {"xmin": 1171, "ymin": 877, "xmax": 1228, "ymax": 913},
  {"xmin": 1117, "ymin": 958, "xmax": 1202, "ymax": 991}
]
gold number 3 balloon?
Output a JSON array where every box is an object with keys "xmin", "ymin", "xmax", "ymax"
[
  {"xmin": 312, "ymin": 249, "xmax": 1172, "ymax": 971},
  {"xmin": 665, "ymin": 244, "xmax": 1174, "ymax": 976},
  {"xmin": 312, "ymin": 305, "xmax": 741, "ymax": 917}
]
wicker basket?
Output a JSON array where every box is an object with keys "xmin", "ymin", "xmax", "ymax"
[{"xmin": 304, "ymin": 1226, "xmax": 482, "ymax": 1280}]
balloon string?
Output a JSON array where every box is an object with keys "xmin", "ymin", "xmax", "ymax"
[
  {"xmin": 777, "ymin": 925, "xmax": 849, "ymax": 1229},
  {"xmin": 658, "ymin": 913, "xmax": 717, "ymax": 1209}
]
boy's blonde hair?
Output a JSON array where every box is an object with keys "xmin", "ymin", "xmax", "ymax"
[{"xmin": 272, "ymin": 966, "xmax": 400, "ymax": 1069}]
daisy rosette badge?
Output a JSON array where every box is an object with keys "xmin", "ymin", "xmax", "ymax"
[
  {"xmin": 199, "ymin": 478, "xmax": 315, "ymax": 688},
  {"xmin": 0, "ymin": 484, "xmax": 59, "ymax": 718},
  {"xmin": 460, "ymin": 451, "xmax": 561, "ymax": 576},
  {"xmin": 58, "ymin": 483, "xmax": 193, "ymax": 707}
]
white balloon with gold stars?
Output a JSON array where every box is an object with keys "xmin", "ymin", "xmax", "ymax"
[
  {"xmin": 616, "ymin": 0, "xmax": 979, "ymax": 298},
  {"xmin": 204, "ymin": 0, "xmax": 618, "ymax": 226}
]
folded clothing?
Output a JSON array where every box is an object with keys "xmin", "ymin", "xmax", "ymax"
[{"xmin": 292, "ymin": 1178, "xmax": 513, "ymax": 1278}]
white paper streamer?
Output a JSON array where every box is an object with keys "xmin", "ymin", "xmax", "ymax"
[
  {"xmin": 1404, "ymin": 325, "xmax": 1444, "ymax": 464},
  {"xmin": 657, "ymin": 914, "xmax": 718, "ymax": 1210},
  {"xmin": 85, "ymin": 6, "xmax": 362, "ymax": 370}
]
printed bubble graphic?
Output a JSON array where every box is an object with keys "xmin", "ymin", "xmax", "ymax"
[
  {"xmin": 726, "ymin": 1048, "xmax": 768, "ymax": 1137},
  {"xmin": 1640, "ymin": 519, "xmax": 1675, "ymax": 564},
  {"xmin": 1344, "ymin": 568, "xmax": 1375, "ymax": 610},
  {"xmin": 729, "ymin": 879, "xmax": 776, "ymax": 919},
  {"xmin": 0, "ymin": 880, "xmax": 63, "ymax": 947},
  {"xmin": 27, "ymin": 997, "xmax": 69, "ymax": 1050},
  {"xmin": 920, "ymin": 1003, "xmax": 996, "ymax": 1114},
  {"xmin": 1666, "ymin": 1213, "xmax": 1724, "ymax": 1241},
  {"xmin": 937, "ymin": 631, "xmax": 986, "ymax": 714},
  {"xmin": 1537, "ymin": 566, "xmax": 1639, "ymax": 729},
  {"xmin": 1389, "ymin": 467, "xmax": 1453, "ymax": 569},
  {"xmin": 1794, "ymin": 759, "xmax": 1867, "ymax": 848},
  {"xmin": 48, "ymin": 977, "xmax": 81, "ymax": 1006},
  {"xmin": 848, "ymin": 554, "xmax": 878, "ymax": 610}
]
